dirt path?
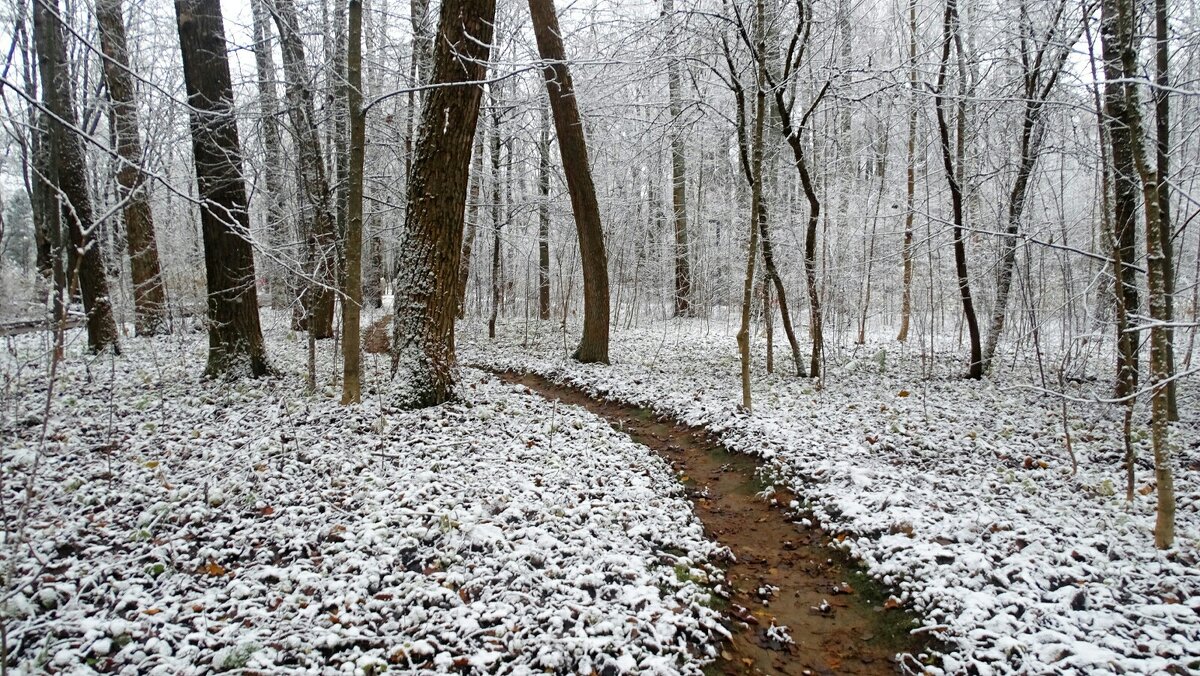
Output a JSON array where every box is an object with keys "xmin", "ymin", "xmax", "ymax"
[{"xmin": 494, "ymin": 370, "xmax": 932, "ymax": 675}]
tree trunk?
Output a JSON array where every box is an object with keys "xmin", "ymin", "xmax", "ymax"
[
  {"xmin": 272, "ymin": 0, "xmax": 336, "ymax": 339},
  {"xmin": 897, "ymin": 0, "xmax": 917, "ymax": 343},
  {"xmin": 96, "ymin": 0, "xmax": 168, "ymax": 336},
  {"xmin": 1100, "ymin": 0, "xmax": 1140, "ymax": 398},
  {"xmin": 250, "ymin": 0, "xmax": 288, "ymax": 309},
  {"xmin": 664, "ymin": 0, "xmax": 691, "ymax": 316},
  {"xmin": 529, "ymin": 0, "xmax": 610, "ymax": 363},
  {"xmin": 737, "ymin": 0, "xmax": 766, "ymax": 412},
  {"xmin": 982, "ymin": 0, "xmax": 1075, "ymax": 373},
  {"xmin": 1103, "ymin": 0, "xmax": 1175, "ymax": 548},
  {"xmin": 390, "ymin": 0, "xmax": 494, "ymax": 406},
  {"xmin": 175, "ymin": 0, "xmax": 269, "ymax": 377},
  {"xmin": 934, "ymin": 0, "xmax": 982, "ymax": 379},
  {"xmin": 33, "ymin": 0, "xmax": 120, "ymax": 354},
  {"xmin": 488, "ymin": 99, "xmax": 502, "ymax": 339},
  {"xmin": 1153, "ymin": 0, "xmax": 1177, "ymax": 421},
  {"xmin": 341, "ymin": 0, "xmax": 365, "ymax": 405},
  {"xmin": 457, "ymin": 127, "xmax": 484, "ymax": 319},
  {"xmin": 538, "ymin": 103, "xmax": 552, "ymax": 320}
]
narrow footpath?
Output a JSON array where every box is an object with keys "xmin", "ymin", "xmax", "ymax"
[{"xmin": 494, "ymin": 370, "xmax": 934, "ymax": 675}]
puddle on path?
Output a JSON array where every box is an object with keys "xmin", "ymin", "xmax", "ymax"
[{"xmin": 494, "ymin": 370, "xmax": 933, "ymax": 675}]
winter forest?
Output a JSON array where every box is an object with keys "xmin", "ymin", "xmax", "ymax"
[{"xmin": 1, "ymin": 0, "xmax": 1198, "ymax": 671}]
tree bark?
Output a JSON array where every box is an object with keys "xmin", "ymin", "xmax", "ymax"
[
  {"xmin": 488, "ymin": 99, "xmax": 503, "ymax": 339},
  {"xmin": 538, "ymin": 103, "xmax": 552, "ymax": 320},
  {"xmin": 529, "ymin": 0, "xmax": 610, "ymax": 363},
  {"xmin": 390, "ymin": 0, "xmax": 494, "ymax": 406},
  {"xmin": 96, "ymin": 0, "xmax": 168, "ymax": 336},
  {"xmin": 934, "ymin": 0, "xmax": 983, "ymax": 379},
  {"xmin": 272, "ymin": 0, "xmax": 336, "ymax": 339},
  {"xmin": 1153, "ymin": 0, "xmax": 1177, "ymax": 421},
  {"xmin": 737, "ymin": 0, "xmax": 766, "ymax": 412},
  {"xmin": 664, "ymin": 0, "xmax": 691, "ymax": 316},
  {"xmin": 341, "ymin": 0, "xmax": 365, "ymax": 405},
  {"xmin": 1100, "ymin": 0, "xmax": 1140, "ymax": 398},
  {"xmin": 250, "ymin": 0, "xmax": 288, "ymax": 309},
  {"xmin": 897, "ymin": 0, "xmax": 917, "ymax": 343},
  {"xmin": 175, "ymin": 0, "xmax": 269, "ymax": 377},
  {"xmin": 33, "ymin": 0, "xmax": 120, "ymax": 354}
]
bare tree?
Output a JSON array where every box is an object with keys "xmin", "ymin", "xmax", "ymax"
[
  {"xmin": 341, "ymin": 0, "xmax": 366, "ymax": 405},
  {"xmin": 96, "ymin": 0, "xmax": 168, "ymax": 336},
  {"xmin": 933, "ymin": 0, "xmax": 983, "ymax": 379},
  {"xmin": 390, "ymin": 0, "xmax": 495, "ymax": 406},
  {"xmin": 664, "ymin": 0, "xmax": 691, "ymax": 316},
  {"xmin": 529, "ymin": 0, "xmax": 610, "ymax": 363},
  {"xmin": 32, "ymin": 0, "xmax": 120, "ymax": 354},
  {"xmin": 175, "ymin": 0, "xmax": 269, "ymax": 377}
]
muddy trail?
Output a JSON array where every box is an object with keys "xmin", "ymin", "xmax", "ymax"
[{"xmin": 494, "ymin": 370, "xmax": 933, "ymax": 675}]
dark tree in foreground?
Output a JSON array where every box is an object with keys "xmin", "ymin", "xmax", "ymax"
[
  {"xmin": 33, "ymin": 0, "xmax": 120, "ymax": 354},
  {"xmin": 175, "ymin": 0, "xmax": 269, "ymax": 378},
  {"xmin": 97, "ymin": 0, "xmax": 169, "ymax": 336},
  {"xmin": 391, "ymin": 0, "xmax": 495, "ymax": 406},
  {"xmin": 529, "ymin": 0, "xmax": 610, "ymax": 363}
]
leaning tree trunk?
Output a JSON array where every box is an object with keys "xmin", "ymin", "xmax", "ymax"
[
  {"xmin": 390, "ymin": 0, "xmax": 495, "ymax": 407},
  {"xmin": 341, "ymin": 0, "xmax": 365, "ymax": 405},
  {"xmin": 538, "ymin": 103, "xmax": 552, "ymax": 320},
  {"xmin": 272, "ymin": 0, "xmax": 337, "ymax": 339},
  {"xmin": 529, "ymin": 0, "xmax": 610, "ymax": 363},
  {"xmin": 33, "ymin": 0, "xmax": 120, "ymax": 354},
  {"xmin": 175, "ymin": 0, "xmax": 269, "ymax": 377},
  {"xmin": 933, "ymin": 0, "xmax": 982, "ymax": 379},
  {"xmin": 96, "ymin": 0, "xmax": 168, "ymax": 336}
]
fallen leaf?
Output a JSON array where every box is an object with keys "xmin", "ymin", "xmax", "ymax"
[
  {"xmin": 201, "ymin": 561, "xmax": 226, "ymax": 577},
  {"xmin": 142, "ymin": 608, "xmax": 161, "ymax": 616}
]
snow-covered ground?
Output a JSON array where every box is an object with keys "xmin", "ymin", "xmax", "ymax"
[
  {"xmin": 464, "ymin": 318, "xmax": 1200, "ymax": 675},
  {"xmin": 1, "ymin": 324, "xmax": 725, "ymax": 674}
]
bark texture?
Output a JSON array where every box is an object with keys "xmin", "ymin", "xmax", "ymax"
[
  {"xmin": 175, "ymin": 0, "xmax": 269, "ymax": 378},
  {"xmin": 390, "ymin": 0, "xmax": 495, "ymax": 406},
  {"xmin": 96, "ymin": 0, "xmax": 168, "ymax": 336},
  {"xmin": 33, "ymin": 0, "xmax": 120, "ymax": 354},
  {"xmin": 529, "ymin": 0, "xmax": 610, "ymax": 363},
  {"xmin": 341, "ymin": 0, "xmax": 365, "ymax": 405}
]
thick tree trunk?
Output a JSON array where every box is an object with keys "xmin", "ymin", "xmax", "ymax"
[
  {"xmin": 175, "ymin": 0, "xmax": 269, "ymax": 377},
  {"xmin": 934, "ymin": 0, "xmax": 982, "ymax": 379},
  {"xmin": 529, "ymin": 0, "xmax": 610, "ymax": 363},
  {"xmin": 390, "ymin": 0, "xmax": 494, "ymax": 406},
  {"xmin": 96, "ymin": 0, "xmax": 168, "ymax": 336},
  {"xmin": 341, "ymin": 0, "xmax": 365, "ymax": 405},
  {"xmin": 538, "ymin": 104, "xmax": 552, "ymax": 320},
  {"xmin": 33, "ymin": 0, "xmax": 120, "ymax": 354},
  {"xmin": 272, "ymin": 0, "xmax": 336, "ymax": 339}
]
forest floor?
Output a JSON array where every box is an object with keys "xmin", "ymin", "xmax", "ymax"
[
  {"xmin": 4, "ymin": 315, "xmax": 1198, "ymax": 675},
  {"xmin": 463, "ymin": 317, "xmax": 1200, "ymax": 675},
  {"xmin": 1, "ymin": 319, "xmax": 731, "ymax": 675}
]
